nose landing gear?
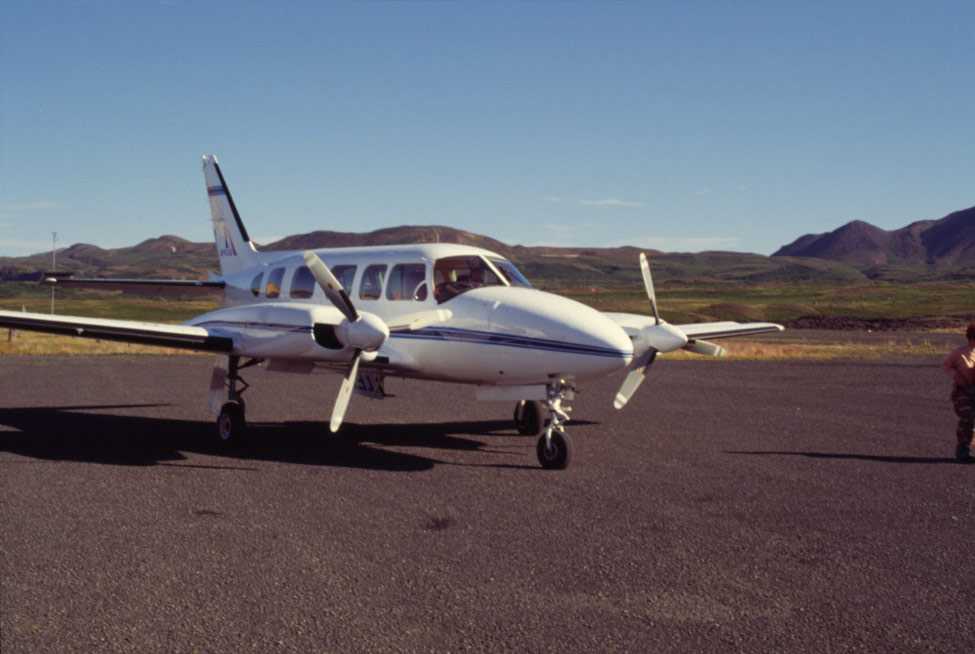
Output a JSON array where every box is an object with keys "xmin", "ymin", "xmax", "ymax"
[{"xmin": 536, "ymin": 378, "xmax": 575, "ymax": 470}]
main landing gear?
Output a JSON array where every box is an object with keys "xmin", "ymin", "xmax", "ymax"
[
  {"xmin": 528, "ymin": 378, "xmax": 576, "ymax": 470},
  {"xmin": 514, "ymin": 400, "xmax": 543, "ymax": 436},
  {"xmin": 213, "ymin": 356, "xmax": 261, "ymax": 445}
]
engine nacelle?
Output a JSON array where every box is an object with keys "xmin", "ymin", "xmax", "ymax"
[{"xmin": 187, "ymin": 302, "xmax": 355, "ymax": 360}]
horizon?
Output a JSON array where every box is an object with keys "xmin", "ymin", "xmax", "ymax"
[
  {"xmin": 9, "ymin": 198, "xmax": 975, "ymax": 262},
  {"xmin": 3, "ymin": 2, "xmax": 974, "ymax": 257}
]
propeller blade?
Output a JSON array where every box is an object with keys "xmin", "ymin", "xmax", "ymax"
[
  {"xmin": 303, "ymin": 251, "xmax": 359, "ymax": 323},
  {"xmin": 330, "ymin": 350, "xmax": 362, "ymax": 433},
  {"xmin": 639, "ymin": 252, "xmax": 660, "ymax": 325},
  {"xmin": 613, "ymin": 349, "xmax": 657, "ymax": 410},
  {"xmin": 386, "ymin": 309, "xmax": 453, "ymax": 332},
  {"xmin": 684, "ymin": 339, "xmax": 727, "ymax": 357}
]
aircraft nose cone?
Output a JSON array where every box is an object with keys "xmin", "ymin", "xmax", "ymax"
[{"xmin": 487, "ymin": 288, "xmax": 633, "ymax": 380}]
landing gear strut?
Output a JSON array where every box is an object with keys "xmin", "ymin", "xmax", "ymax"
[
  {"xmin": 536, "ymin": 378, "xmax": 575, "ymax": 470},
  {"xmin": 214, "ymin": 356, "xmax": 260, "ymax": 445}
]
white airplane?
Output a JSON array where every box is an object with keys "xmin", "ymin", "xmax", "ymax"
[{"xmin": 0, "ymin": 156, "xmax": 783, "ymax": 469}]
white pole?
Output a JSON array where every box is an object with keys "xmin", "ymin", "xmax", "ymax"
[{"xmin": 51, "ymin": 232, "xmax": 57, "ymax": 314}]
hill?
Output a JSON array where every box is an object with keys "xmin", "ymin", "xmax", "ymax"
[
  {"xmin": 0, "ymin": 225, "xmax": 867, "ymax": 287},
  {"xmin": 773, "ymin": 206, "xmax": 975, "ymax": 273}
]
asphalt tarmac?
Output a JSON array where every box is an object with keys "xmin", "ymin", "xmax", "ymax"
[{"xmin": 1, "ymin": 355, "xmax": 973, "ymax": 653}]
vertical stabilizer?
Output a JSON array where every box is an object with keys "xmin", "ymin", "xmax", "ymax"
[{"xmin": 202, "ymin": 154, "xmax": 260, "ymax": 276}]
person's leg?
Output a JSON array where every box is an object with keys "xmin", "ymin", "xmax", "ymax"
[{"xmin": 952, "ymin": 387, "xmax": 974, "ymax": 462}]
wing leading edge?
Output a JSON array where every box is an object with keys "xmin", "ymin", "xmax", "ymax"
[
  {"xmin": 675, "ymin": 321, "xmax": 784, "ymax": 340},
  {"xmin": 0, "ymin": 310, "xmax": 233, "ymax": 352},
  {"xmin": 41, "ymin": 277, "xmax": 225, "ymax": 290}
]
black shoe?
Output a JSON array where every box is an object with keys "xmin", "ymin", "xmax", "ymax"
[{"xmin": 956, "ymin": 445, "xmax": 974, "ymax": 463}]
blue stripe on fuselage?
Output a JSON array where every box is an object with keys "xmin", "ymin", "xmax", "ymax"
[
  {"xmin": 391, "ymin": 327, "xmax": 630, "ymax": 359},
  {"xmin": 195, "ymin": 321, "xmax": 629, "ymax": 359}
]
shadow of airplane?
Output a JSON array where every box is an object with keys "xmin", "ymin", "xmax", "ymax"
[
  {"xmin": 726, "ymin": 450, "xmax": 957, "ymax": 465},
  {"xmin": 0, "ymin": 404, "xmax": 593, "ymax": 472}
]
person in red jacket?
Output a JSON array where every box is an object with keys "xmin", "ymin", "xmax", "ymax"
[{"xmin": 943, "ymin": 322, "xmax": 975, "ymax": 463}]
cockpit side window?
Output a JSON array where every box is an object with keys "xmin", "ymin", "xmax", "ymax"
[
  {"xmin": 265, "ymin": 267, "xmax": 285, "ymax": 299},
  {"xmin": 433, "ymin": 256, "xmax": 505, "ymax": 304},
  {"xmin": 290, "ymin": 266, "xmax": 316, "ymax": 299},
  {"xmin": 386, "ymin": 263, "xmax": 428, "ymax": 301},
  {"xmin": 359, "ymin": 264, "xmax": 387, "ymax": 300},
  {"xmin": 489, "ymin": 257, "xmax": 532, "ymax": 288},
  {"xmin": 250, "ymin": 272, "xmax": 263, "ymax": 297}
]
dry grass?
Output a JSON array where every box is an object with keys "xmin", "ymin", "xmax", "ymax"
[
  {"xmin": 0, "ymin": 331, "xmax": 206, "ymax": 357},
  {"xmin": 666, "ymin": 338, "xmax": 943, "ymax": 361}
]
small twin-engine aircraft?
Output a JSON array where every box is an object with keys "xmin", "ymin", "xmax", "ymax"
[{"xmin": 0, "ymin": 156, "xmax": 783, "ymax": 469}]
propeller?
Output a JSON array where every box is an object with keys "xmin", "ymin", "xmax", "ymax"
[
  {"xmin": 303, "ymin": 251, "xmax": 451, "ymax": 431},
  {"xmin": 614, "ymin": 254, "xmax": 733, "ymax": 409},
  {"xmin": 640, "ymin": 252, "xmax": 660, "ymax": 325},
  {"xmin": 304, "ymin": 251, "xmax": 358, "ymax": 322},
  {"xmin": 613, "ymin": 253, "xmax": 688, "ymax": 410},
  {"xmin": 330, "ymin": 349, "xmax": 361, "ymax": 433},
  {"xmin": 613, "ymin": 349, "xmax": 657, "ymax": 410},
  {"xmin": 684, "ymin": 339, "xmax": 726, "ymax": 357}
]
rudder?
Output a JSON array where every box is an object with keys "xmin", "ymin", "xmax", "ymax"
[{"xmin": 202, "ymin": 154, "xmax": 260, "ymax": 276}]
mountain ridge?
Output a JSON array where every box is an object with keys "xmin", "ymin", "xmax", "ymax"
[
  {"xmin": 0, "ymin": 224, "xmax": 863, "ymax": 286},
  {"xmin": 773, "ymin": 205, "xmax": 975, "ymax": 269},
  {"xmin": 4, "ymin": 205, "xmax": 975, "ymax": 286}
]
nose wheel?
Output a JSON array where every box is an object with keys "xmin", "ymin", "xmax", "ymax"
[
  {"xmin": 535, "ymin": 378, "xmax": 575, "ymax": 470},
  {"xmin": 537, "ymin": 430, "xmax": 572, "ymax": 469}
]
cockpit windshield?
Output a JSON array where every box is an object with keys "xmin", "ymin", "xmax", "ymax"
[
  {"xmin": 433, "ymin": 255, "xmax": 532, "ymax": 304},
  {"xmin": 489, "ymin": 257, "xmax": 532, "ymax": 288}
]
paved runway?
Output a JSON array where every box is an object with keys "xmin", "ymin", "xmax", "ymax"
[{"xmin": 1, "ymin": 355, "xmax": 973, "ymax": 652}]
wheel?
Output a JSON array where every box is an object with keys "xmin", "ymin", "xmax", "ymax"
[
  {"xmin": 514, "ymin": 400, "xmax": 543, "ymax": 436},
  {"xmin": 536, "ymin": 430, "xmax": 572, "ymax": 470},
  {"xmin": 216, "ymin": 401, "xmax": 247, "ymax": 445}
]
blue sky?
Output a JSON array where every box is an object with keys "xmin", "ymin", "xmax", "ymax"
[{"xmin": 2, "ymin": 1, "xmax": 973, "ymax": 256}]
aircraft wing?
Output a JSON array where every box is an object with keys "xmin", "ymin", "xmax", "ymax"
[
  {"xmin": 41, "ymin": 277, "xmax": 225, "ymax": 289},
  {"xmin": 0, "ymin": 310, "xmax": 233, "ymax": 352},
  {"xmin": 675, "ymin": 321, "xmax": 784, "ymax": 340}
]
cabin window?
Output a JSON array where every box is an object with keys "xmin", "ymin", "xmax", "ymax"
[
  {"xmin": 250, "ymin": 272, "xmax": 263, "ymax": 297},
  {"xmin": 359, "ymin": 264, "xmax": 387, "ymax": 300},
  {"xmin": 332, "ymin": 265, "xmax": 357, "ymax": 292},
  {"xmin": 433, "ymin": 256, "xmax": 505, "ymax": 303},
  {"xmin": 290, "ymin": 266, "xmax": 316, "ymax": 299},
  {"xmin": 489, "ymin": 257, "xmax": 532, "ymax": 288},
  {"xmin": 386, "ymin": 263, "xmax": 428, "ymax": 301},
  {"xmin": 265, "ymin": 267, "xmax": 285, "ymax": 299}
]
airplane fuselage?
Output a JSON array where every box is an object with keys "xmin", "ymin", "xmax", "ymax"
[{"xmin": 187, "ymin": 242, "xmax": 635, "ymax": 386}]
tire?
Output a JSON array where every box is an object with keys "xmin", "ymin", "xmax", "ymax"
[
  {"xmin": 514, "ymin": 400, "xmax": 543, "ymax": 436},
  {"xmin": 216, "ymin": 401, "xmax": 247, "ymax": 445},
  {"xmin": 536, "ymin": 430, "xmax": 572, "ymax": 470}
]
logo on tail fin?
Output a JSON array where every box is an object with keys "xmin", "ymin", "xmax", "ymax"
[{"xmin": 215, "ymin": 220, "xmax": 238, "ymax": 257}]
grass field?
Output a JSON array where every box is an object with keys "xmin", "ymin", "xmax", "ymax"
[
  {"xmin": 0, "ymin": 282, "xmax": 970, "ymax": 359},
  {"xmin": 562, "ymin": 281, "xmax": 975, "ymax": 323}
]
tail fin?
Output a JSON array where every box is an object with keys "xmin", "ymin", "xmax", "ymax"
[{"xmin": 202, "ymin": 154, "xmax": 260, "ymax": 276}]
